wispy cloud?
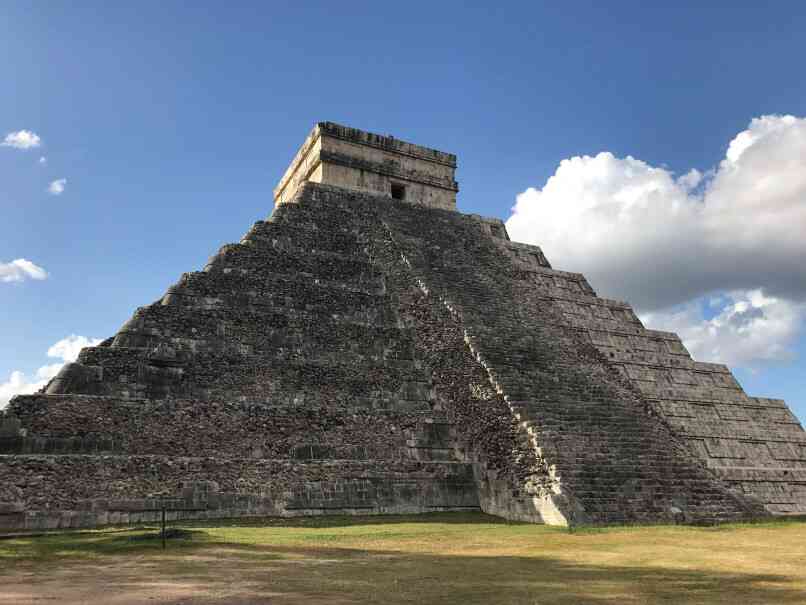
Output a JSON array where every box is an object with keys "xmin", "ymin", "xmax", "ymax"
[
  {"xmin": 39, "ymin": 156, "xmax": 47, "ymax": 165},
  {"xmin": 48, "ymin": 178, "xmax": 67, "ymax": 195},
  {"xmin": 0, "ymin": 259, "xmax": 48, "ymax": 283},
  {"xmin": 2, "ymin": 130, "xmax": 41, "ymax": 149}
]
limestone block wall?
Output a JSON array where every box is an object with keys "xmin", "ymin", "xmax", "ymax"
[
  {"xmin": 5, "ymin": 395, "xmax": 456, "ymax": 462},
  {"xmin": 0, "ymin": 456, "xmax": 478, "ymax": 531}
]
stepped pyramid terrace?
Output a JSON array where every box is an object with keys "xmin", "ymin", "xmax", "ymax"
[{"xmin": 1, "ymin": 122, "xmax": 804, "ymax": 530}]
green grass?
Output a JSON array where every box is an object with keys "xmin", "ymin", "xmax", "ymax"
[{"xmin": 2, "ymin": 513, "xmax": 806, "ymax": 604}]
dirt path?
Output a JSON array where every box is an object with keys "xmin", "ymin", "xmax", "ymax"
[{"xmin": 1, "ymin": 548, "xmax": 358, "ymax": 605}]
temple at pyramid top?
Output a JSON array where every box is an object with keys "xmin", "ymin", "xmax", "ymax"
[{"xmin": 273, "ymin": 122, "xmax": 459, "ymax": 211}]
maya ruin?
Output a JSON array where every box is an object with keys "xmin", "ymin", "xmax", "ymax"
[{"xmin": 1, "ymin": 122, "xmax": 804, "ymax": 529}]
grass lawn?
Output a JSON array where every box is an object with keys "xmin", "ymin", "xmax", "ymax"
[{"xmin": 1, "ymin": 513, "xmax": 805, "ymax": 604}]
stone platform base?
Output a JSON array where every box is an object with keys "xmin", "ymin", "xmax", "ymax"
[{"xmin": 0, "ymin": 454, "xmax": 480, "ymax": 532}]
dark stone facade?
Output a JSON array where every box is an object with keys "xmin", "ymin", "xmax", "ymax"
[{"xmin": 2, "ymin": 180, "xmax": 803, "ymax": 529}]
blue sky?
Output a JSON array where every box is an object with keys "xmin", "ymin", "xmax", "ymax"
[{"xmin": 1, "ymin": 2, "xmax": 805, "ymax": 420}]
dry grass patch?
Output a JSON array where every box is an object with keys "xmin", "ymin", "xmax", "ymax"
[{"xmin": 1, "ymin": 513, "xmax": 805, "ymax": 604}]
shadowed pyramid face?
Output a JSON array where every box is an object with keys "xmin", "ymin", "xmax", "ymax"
[{"xmin": 0, "ymin": 124, "xmax": 803, "ymax": 533}]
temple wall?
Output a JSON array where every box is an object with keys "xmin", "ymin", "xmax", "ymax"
[{"xmin": 274, "ymin": 122, "xmax": 457, "ymax": 210}]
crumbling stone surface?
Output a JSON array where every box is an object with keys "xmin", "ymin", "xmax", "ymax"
[
  {"xmin": 6, "ymin": 394, "xmax": 446, "ymax": 461},
  {"xmin": 3, "ymin": 127, "xmax": 803, "ymax": 528},
  {"xmin": 0, "ymin": 455, "xmax": 477, "ymax": 530}
]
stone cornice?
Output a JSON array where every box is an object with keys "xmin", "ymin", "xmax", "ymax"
[
  {"xmin": 319, "ymin": 150, "xmax": 459, "ymax": 192},
  {"xmin": 318, "ymin": 122, "xmax": 456, "ymax": 168}
]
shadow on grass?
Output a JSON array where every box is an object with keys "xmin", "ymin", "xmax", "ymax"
[
  {"xmin": 153, "ymin": 541, "xmax": 806, "ymax": 604},
  {"xmin": 0, "ymin": 526, "xmax": 210, "ymax": 560},
  {"xmin": 180, "ymin": 511, "xmax": 518, "ymax": 528},
  {"xmin": 233, "ymin": 545, "xmax": 806, "ymax": 604},
  {"xmin": 2, "ymin": 522, "xmax": 806, "ymax": 604}
]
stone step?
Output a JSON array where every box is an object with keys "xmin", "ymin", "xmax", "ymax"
[
  {"xmin": 161, "ymin": 269, "xmax": 389, "ymax": 315},
  {"xmin": 112, "ymin": 306, "xmax": 411, "ymax": 359},
  {"xmin": 270, "ymin": 194, "xmax": 377, "ymax": 224},
  {"xmin": 60, "ymin": 347, "xmax": 432, "ymax": 403},
  {"xmin": 5, "ymin": 396, "xmax": 451, "ymax": 460},
  {"xmin": 242, "ymin": 220, "xmax": 368, "ymax": 258},
  {"xmin": 203, "ymin": 241, "xmax": 383, "ymax": 289}
]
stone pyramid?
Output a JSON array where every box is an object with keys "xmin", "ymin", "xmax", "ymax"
[{"xmin": 2, "ymin": 123, "xmax": 804, "ymax": 530}]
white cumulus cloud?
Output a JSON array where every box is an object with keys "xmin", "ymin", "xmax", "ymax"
[
  {"xmin": 676, "ymin": 168, "xmax": 703, "ymax": 191},
  {"xmin": 0, "ymin": 335, "xmax": 102, "ymax": 408},
  {"xmin": 47, "ymin": 335, "xmax": 101, "ymax": 364},
  {"xmin": 506, "ymin": 114, "xmax": 806, "ymax": 367},
  {"xmin": 641, "ymin": 290, "xmax": 804, "ymax": 367},
  {"xmin": 47, "ymin": 178, "xmax": 66, "ymax": 195},
  {"xmin": 39, "ymin": 156, "xmax": 47, "ymax": 165},
  {"xmin": 0, "ymin": 259, "xmax": 48, "ymax": 283},
  {"xmin": 2, "ymin": 130, "xmax": 41, "ymax": 149},
  {"xmin": 507, "ymin": 114, "xmax": 806, "ymax": 311},
  {"xmin": 0, "ymin": 368, "xmax": 61, "ymax": 409}
]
